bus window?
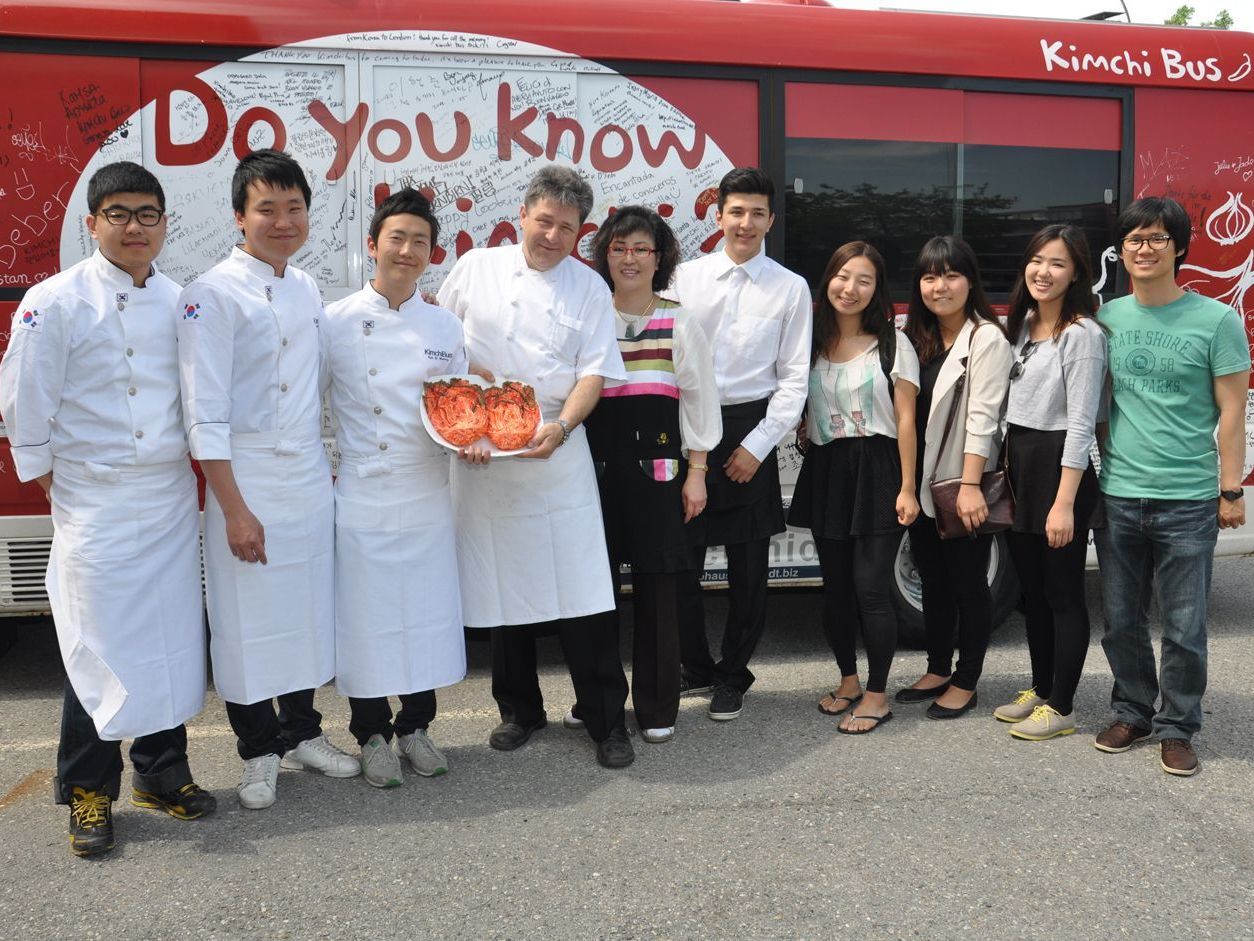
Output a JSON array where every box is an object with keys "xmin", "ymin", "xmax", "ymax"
[{"xmin": 783, "ymin": 82, "xmax": 1121, "ymax": 300}]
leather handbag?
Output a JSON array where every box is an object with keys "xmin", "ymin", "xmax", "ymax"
[{"xmin": 927, "ymin": 332, "xmax": 1014, "ymax": 540}]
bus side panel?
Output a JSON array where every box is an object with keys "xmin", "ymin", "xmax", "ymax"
[{"xmin": 1134, "ymin": 87, "xmax": 1254, "ymax": 482}]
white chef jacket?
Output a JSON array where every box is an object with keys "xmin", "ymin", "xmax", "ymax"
[
  {"xmin": 0, "ymin": 251, "xmax": 187, "ymax": 479},
  {"xmin": 670, "ymin": 248, "xmax": 812, "ymax": 461},
  {"xmin": 323, "ymin": 283, "xmax": 469, "ymax": 464},
  {"xmin": 437, "ymin": 244, "xmax": 626, "ymax": 412},
  {"xmin": 177, "ymin": 247, "xmax": 323, "ymax": 459}
]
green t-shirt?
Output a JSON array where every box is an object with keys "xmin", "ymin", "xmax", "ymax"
[{"xmin": 1099, "ymin": 290, "xmax": 1250, "ymax": 500}]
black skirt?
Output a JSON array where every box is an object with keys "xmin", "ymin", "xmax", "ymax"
[
  {"xmin": 688, "ymin": 399, "xmax": 785, "ymax": 548},
  {"xmin": 788, "ymin": 433, "xmax": 904, "ymax": 540},
  {"xmin": 1005, "ymin": 424, "xmax": 1104, "ymax": 535}
]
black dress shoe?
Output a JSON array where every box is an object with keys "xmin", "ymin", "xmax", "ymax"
[
  {"xmin": 488, "ymin": 717, "xmax": 547, "ymax": 751},
  {"xmin": 926, "ymin": 691, "xmax": 978, "ymax": 720},
  {"xmin": 894, "ymin": 681, "xmax": 951, "ymax": 704},
  {"xmin": 596, "ymin": 728, "xmax": 635, "ymax": 769}
]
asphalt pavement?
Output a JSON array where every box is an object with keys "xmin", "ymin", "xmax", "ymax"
[{"xmin": 2, "ymin": 561, "xmax": 1253, "ymax": 941}]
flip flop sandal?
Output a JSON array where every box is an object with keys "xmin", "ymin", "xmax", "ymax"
[
  {"xmin": 818, "ymin": 691, "xmax": 863, "ymax": 716},
  {"xmin": 837, "ymin": 711, "xmax": 894, "ymax": 735}
]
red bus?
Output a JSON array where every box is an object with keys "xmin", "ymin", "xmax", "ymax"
[{"xmin": 1, "ymin": 0, "xmax": 1252, "ymax": 639}]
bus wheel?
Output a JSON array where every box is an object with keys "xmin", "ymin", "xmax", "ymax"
[{"xmin": 890, "ymin": 530, "xmax": 1019, "ymax": 650}]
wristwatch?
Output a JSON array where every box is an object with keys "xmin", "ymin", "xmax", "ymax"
[
  {"xmin": 1220, "ymin": 488, "xmax": 1244, "ymax": 502},
  {"xmin": 556, "ymin": 418, "xmax": 571, "ymax": 444}
]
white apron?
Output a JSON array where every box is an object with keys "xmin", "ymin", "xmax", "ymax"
[
  {"xmin": 203, "ymin": 430, "xmax": 335, "ymax": 704},
  {"xmin": 450, "ymin": 425, "xmax": 615, "ymax": 627},
  {"xmin": 333, "ymin": 455, "xmax": 466, "ymax": 697},
  {"xmin": 46, "ymin": 457, "xmax": 205, "ymax": 741}
]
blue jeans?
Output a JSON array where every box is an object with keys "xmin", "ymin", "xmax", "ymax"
[{"xmin": 1096, "ymin": 496, "xmax": 1217, "ymax": 741}]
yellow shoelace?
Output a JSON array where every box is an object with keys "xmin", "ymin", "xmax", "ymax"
[
  {"xmin": 1012, "ymin": 688, "xmax": 1039, "ymax": 706},
  {"xmin": 70, "ymin": 788, "xmax": 111, "ymax": 827},
  {"xmin": 1025, "ymin": 704, "xmax": 1059, "ymax": 725}
]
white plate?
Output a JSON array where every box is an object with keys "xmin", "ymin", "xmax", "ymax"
[{"xmin": 420, "ymin": 373, "xmax": 544, "ymax": 457}]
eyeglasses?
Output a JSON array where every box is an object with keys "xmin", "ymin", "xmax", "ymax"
[
  {"xmin": 1120, "ymin": 233, "xmax": 1172, "ymax": 253},
  {"xmin": 607, "ymin": 246, "xmax": 657, "ymax": 258},
  {"xmin": 1009, "ymin": 340, "xmax": 1039, "ymax": 380},
  {"xmin": 98, "ymin": 206, "xmax": 165, "ymax": 227}
]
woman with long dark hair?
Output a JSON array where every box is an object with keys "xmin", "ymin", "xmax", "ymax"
[
  {"xmin": 993, "ymin": 224, "xmax": 1106, "ymax": 740},
  {"xmin": 789, "ymin": 242, "xmax": 919, "ymax": 734},
  {"xmin": 896, "ymin": 236, "xmax": 1012, "ymax": 719}
]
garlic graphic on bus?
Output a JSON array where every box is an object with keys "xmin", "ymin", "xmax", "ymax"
[{"xmin": 1205, "ymin": 192, "xmax": 1254, "ymax": 246}]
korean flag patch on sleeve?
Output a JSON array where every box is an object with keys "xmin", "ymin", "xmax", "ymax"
[{"xmin": 17, "ymin": 307, "xmax": 40, "ymax": 333}]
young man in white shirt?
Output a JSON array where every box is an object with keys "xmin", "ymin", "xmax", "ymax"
[
  {"xmin": 323, "ymin": 188, "xmax": 468, "ymax": 786},
  {"xmin": 669, "ymin": 167, "xmax": 812, "ymax": 721},
  {"xmin": 437, "ymin": 165, "xmax": 635, "ymax": 769},
  {"xmin": 0, "ymin": 161, "xmax": 214, "ymax": 856},
  {"xmin": 179, "ymin": 149, "xmax": 358, "ymax": 809}
]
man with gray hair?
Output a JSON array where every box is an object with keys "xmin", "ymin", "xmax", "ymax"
[{"xmin": 438, "ymin": 164, "xmax": 634, "ymax": 768}]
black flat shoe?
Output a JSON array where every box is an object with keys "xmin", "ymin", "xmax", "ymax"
[
  {"xmin": 596, "ymin": 728, "xmax": 635, "ymax": 769},
  {"xmin": 926, "ymin": 691, "xmax": 979, "ymax": 720},
  {"xmin": 894, "ymin": 681, "xmax": 951, "ymax": 704},
  {"xmin": 488, "ymin": 717, "xmax": 547, "ymax": 751}
]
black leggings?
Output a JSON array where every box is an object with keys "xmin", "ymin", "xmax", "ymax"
[
  {"xmin": 910, "ymin": 517, "xmax": 993, "ymax": 690},
  {"xmin": 1005, "ymin": 529, "xmax": 1090, "ymax": 715},
  {"xmin": 816, "ymin": 533, "xmax": 900, "ymax": 693}
]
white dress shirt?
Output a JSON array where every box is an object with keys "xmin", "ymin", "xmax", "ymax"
[
  {"xmin": 670, "ymin": 247, "xmax": 812, "ymax": 461},
  {"xmin": 437, "ymin": 245, "xmax": 626, "ymax": 416},
  {"xmin": 177, "ymin": 247, "xmax": 324, "ymax": 459},
  {"xmin": 0, "ymin": 250, "xmax": 186, "ymax": 479},
  {"xmin": 323, "ymin": 283, "xmax": 468, "ymax": 465}
]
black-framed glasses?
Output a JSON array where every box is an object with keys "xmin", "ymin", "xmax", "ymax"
[
  {"xmin": 98, "ymin": 206, "xmax": 165, "ymax": 227},
  {"xmin": 607, "ymin": 245, "xmax": 657, "ymax": 258},
  {"xmin": 1120, "ymin": 233, "xmax": 1172, "ymax": 253},
  {"xmin": 1009, "ymin": 340, "xmax": 1040, "ymax": 380}
]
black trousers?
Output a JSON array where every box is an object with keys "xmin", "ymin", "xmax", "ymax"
[
  {"xmin": 817, "ymin": 533, "xmax": 900, "ymax": 693},
  {"xmin": 624, "ymin": 571, "xmax": 683, "ymax": 730},
  {"xmin": 1006, "ymin": 530, "xmax": 1091, "ymax": 715},
  {"xmin": 491, "ymin": 614, "xmax": 628, "ymax": 744},
  {"xmin": 910, "ymin": 517, "xmax": 994, "ymax": 690},
  {"xmin": 677, "ymin": 537, "xmax": 770, "ymax": 693},
  {"xmin": 224, "ymin": 689, "xmax": 322, "ymax": 760},
  {"xmin": 54, "ymin": 679, "xmax": 191, "ymax": 804},
  {"xmin": 348, "ymin": 691, "xmax": 437, "ymax": 746}
]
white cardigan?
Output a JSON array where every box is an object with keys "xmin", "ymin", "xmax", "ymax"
[{"xmin": 919, "ymin": 318, "xmax": 1013, "ymax": 518}]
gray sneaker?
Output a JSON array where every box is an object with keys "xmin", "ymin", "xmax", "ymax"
[
  {"xmin": 360, "ymin": 734, "xmax": 403, "ymax": 788},
  {"xmin": 397, "ymin": 730, "xmax": 449, "ymax": 777},
  {"xmin": 993, "ymin": 688, "xmax": 1045, "ymax": 723}
]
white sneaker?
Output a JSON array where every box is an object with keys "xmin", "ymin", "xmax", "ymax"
[
  {"xmin": 641, "ymin": 727, "xmax": 674, "ymax": 744},
  {"xmin": 280, "ymin": 734, "xmax": 361, "ymax": 778},
  {"xmin": 562, "ymin": 709, "xmax": 585, "ymax": 730},
  {"xmin": 360, "ymin": 734, "xmax": 403, "ymax": 788},
  {"xmin": 396, "ymin": 730, "xmax": 449, "ymax": 777},
  {"xmin": 237, "ymin": 754, "xmax": 280, "ymax": 809}
]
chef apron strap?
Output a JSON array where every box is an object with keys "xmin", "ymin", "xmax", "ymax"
[
  {"xmin": 130, "ymin": 727, "xmax": 192, "ymax": 796},
  {"xmin": 54, "ymin": 678, "xmax": 123, "ymax": 804},
  {"xmin": 557, "ymin": 612, "xmax": 630, "ymax": 744}
]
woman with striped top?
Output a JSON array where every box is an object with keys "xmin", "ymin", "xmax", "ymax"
[{"xmin": 578, "ymin": 206, "xmax": 721, "ymax": 744}]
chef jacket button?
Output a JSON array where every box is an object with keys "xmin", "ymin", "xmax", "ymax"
[
  {"xmin": 378, "ymin": 442, "xmax": 389, "ymax": 451},
  {"xmin": 282, "ymin": 338, "xmax": 289, "ymax": 346},
  {"xmin": 280, "ymin": 383, "xmax": 289, "ymax": 392},
  {"xmin": 125, "ymin": 348, "xmax": 134, "ymax": 357},
  {"xmin": 373, "ymin": 406, "xmax": 383, "ymax": 415},
  {"xmin": 134, "ymin": 430, "xmax": 144, "ymax": 439},
  {"xmin": 368, "ymin": 367, "xmax": 378, "ymax": 376},
  {"xmin": 127, "ymin": 387, "xmax": 137, "ymax": 396}
]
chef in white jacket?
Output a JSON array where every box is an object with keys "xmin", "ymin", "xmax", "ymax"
[
  {"xmin": 178, "ymin": 150, "xmax": 359, "ymax": 810},
  {"xmin": 323, "ymin": 188, "xmax": 467, "ymax": 787},
  {"xmin": 0, "ymin": 162, "xmax": 214, "ymax": 857},
  {"xmin": 437, "ymin": 165, "xmax": 635, "ymax": 769}
]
